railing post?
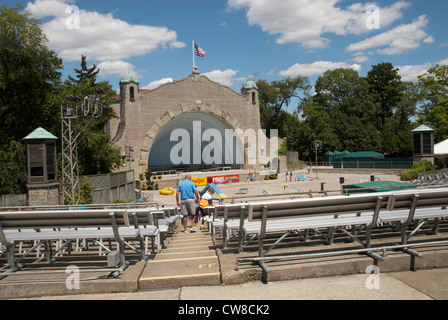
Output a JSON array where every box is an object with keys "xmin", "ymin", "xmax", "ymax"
[
  {"xmin": 258, "ymin": 206, "xmax": 268, "ymax": 258},
  {"xmin": 109, "ymin": 212, "xmax": 125, "ymax": 267},
  {"xmin": 237, "ymin": 206, "xmax": 246, "ymax": 253}
]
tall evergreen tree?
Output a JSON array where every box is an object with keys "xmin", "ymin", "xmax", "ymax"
[
  {"xmin": 63, "ymin": 56, "xmax": 122, "ymax": 175},
  {"xmin": 367, "ymin": 62, "xmax": 405, "ymax": 130}
]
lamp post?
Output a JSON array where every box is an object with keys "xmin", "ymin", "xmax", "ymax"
[
  {"xmin": 125, "ymin": 145, "xmax": 134, "ymax": 169},
  {"xmin": 312, "ymin": 141, "xmax": 322, "ymax": 179}
]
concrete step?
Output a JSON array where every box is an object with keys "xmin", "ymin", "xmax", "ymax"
[{"xmin": 139, "ymin": 227, "xmax": 221, "ymax": 290}]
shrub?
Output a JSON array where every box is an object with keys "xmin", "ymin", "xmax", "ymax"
[
  {"xmin": 401, "ymin": 169, "xmax": 419, "ymax": 181},
  {"xmin": 80, "ymin": 177, "xmax": 95, "ymax": 204},
  {"xmin": 401, "ymin": 160, "xmax": 435, "ymax": 181}
]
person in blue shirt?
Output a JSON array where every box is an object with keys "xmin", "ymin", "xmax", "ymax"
[{"xmin": 176, "ymin": 174, "xmax": 200, "ymax": 233}]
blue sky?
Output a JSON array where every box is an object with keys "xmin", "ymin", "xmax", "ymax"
[{"xmin": 3, "ymin": 0, "xmax": 448, "ymax": 107}]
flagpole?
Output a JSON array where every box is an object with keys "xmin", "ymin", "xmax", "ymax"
[{"xmin": 192, "ymin": 39, "xmax": 197, "ymax": 72}]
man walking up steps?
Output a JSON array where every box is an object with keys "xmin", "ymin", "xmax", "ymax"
[{"xmin": 176, "ymin": 174, "xmax": 200, "ymax": 233}]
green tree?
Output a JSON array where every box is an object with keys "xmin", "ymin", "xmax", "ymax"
[
  {"xmin": 417, "ymin": 64, "xmax": 448, "ymax": 143},
  {"xmin": 79, "ymin": 176, "xmax": 95, "ymax": 204},
  {"xmin": 0, "ymin": 141, "xmax": 27, "ymax": 194},
  {"xmin": 257, "ymin": 76, "xmax": 311, "ymax": 137},
  {"xmin": 63, "ymin": 56, "xmax": 122, "ymax": 175},
  {"xmin": 367, "ymin": 62, "xmax": 405, "ymax": 130},
  {"xmin": 291, "ymin": 102, "xmax": 340, "ymax": 160},
  {"xmin": 313, "ymin": 69, "xmax": 380, "ymax": 153},
  {"xmin": 385, "ymin": 82, "xmax": 419, "ymax": 157},
  {"xmin": 0, "ymin": 5, "xmax": 63, "ymax": 194}
]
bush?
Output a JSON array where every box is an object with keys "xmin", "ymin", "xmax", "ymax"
[
  {"xmin": 80, "ymin": 177, "xmax": 95, "ymax": 204},
  {"xmin": 401, "ymin": 160, "xmax": 435, "ymax": 181},
  {"xmin": 400, "ymin": 169, "xmax": 419, "ymax": 181},
  {"xmin": 413, "ymin": 160, "xmax": 435, "ymax": 172}
]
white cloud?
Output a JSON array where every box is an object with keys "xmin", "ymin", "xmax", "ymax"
[
  {"xmin": 25, "ymin": 0, "xmax": 69, "ymax": 19},
  {"xmin": 202, "ymin": 69, "xmax": 242, "ymax": 87},
  {"xmin": 423, "ymin": 36, "xmax": 435, "ymax": 44},
  {"xmin": 394, "ymin": 58, "xmax": 448, "ymax": 82},
  {"xmin": 346, "ymin": 15, "xmax": 431, "ymax": 55},
  {"xmin": 352, "ymin": 56, "xmax": 369, "ymax": 63},
  {"xmin": 396, "ymin": 63, "xmax": 432, "ymax": 82},
  {"xmin": 142, "ymin": 78, "xmax": 174, "ymax": 90},
  {"xmin": 97, "ymin": 61, "xmax": 138, "ymax": 77},
  {"xmin": 352, "ymin": 52, "xmax": 370, "ymax": 63},
  {"xmin": 25, "ymin": 0, "xmax": 185, "ymax": 62},
  {"xmin": 437, "ymin": 58, "xmax": 448, "ymax": 66},
  {"xmin": 279, "ymin": 61, "xmax": 361, "ymax": 77},
  {"xmin": 227, "ymin": 0, "xmax": 410, "ymax": 49}
]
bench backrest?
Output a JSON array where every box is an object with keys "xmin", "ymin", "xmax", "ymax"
[
  {"xmin": 387, "ymin": 188, "xmax": 448, "ymax": 211},
  {"xmin": 126, "ymin": 207, "xmax": 178, "ymax": 228},
  {"xmin": 213, "ymin": 187, "xmax": 448, "ymax": 224},
  {"xmin": 213, "ymin": 192, "xmax": 392, "ymax": 222},
  {"xmin": 385, "ymin": 188, "xmax": 448, "ymax": 224},
  {"xmin": 249, "ymin": 194, "xmax": 390, "ymax": 221},
  {"xmin": 0, "ymin": 209, "xmax": 133, "ymax": 230},
  {"xmin": 127, "ymin": 208, "xmax": 157, "ymax": 227}
]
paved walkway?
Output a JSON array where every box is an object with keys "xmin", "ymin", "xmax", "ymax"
[{"xmin": 19, "ymin": 267, "xmax": 448, "ymax": 300}]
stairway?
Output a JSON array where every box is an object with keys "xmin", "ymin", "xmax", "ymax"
[{"xmin": 139, "ymin": 225, "xmax": 221, "ymax": 290}]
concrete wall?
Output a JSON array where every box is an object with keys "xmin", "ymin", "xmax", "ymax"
[{"xmin": 109, "ymin": 72, "xmax": 266, "ymax": 174}]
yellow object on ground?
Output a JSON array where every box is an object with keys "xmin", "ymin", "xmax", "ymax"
[{"xmin": 160, "ymin": 187, "xmax": 175, "ymax": 196}]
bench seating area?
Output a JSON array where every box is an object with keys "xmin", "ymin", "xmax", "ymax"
[
  {"xmin": 0, "ymin": 207, "xmax": 181, "ymax": 279},
  {"xmin": 208, "ymin": 188, "xmax": 448, "ymax": 273}
]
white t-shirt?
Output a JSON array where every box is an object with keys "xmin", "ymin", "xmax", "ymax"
[
  {"xmin": 202, "ymin": 193, "xmax": 212, "ymax": 201},
  {"xmin": 199, "ymin": 192, "xmax": 213, "ymax": 209}
]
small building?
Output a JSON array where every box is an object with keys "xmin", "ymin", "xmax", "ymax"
[
  {"xmin": 23, "ymin": 127, "xmax": 60, "ymax": 206},
  {"xmin": 412, "ymin": 125, "xmax": 435, "ymax": 165}
]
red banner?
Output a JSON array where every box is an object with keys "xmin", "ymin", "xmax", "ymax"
[{"xmin": 207, "ymin": 175, "xmax": 239, "ymax": 185}]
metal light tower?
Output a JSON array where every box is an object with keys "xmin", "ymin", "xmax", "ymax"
[{"xmin": 61, "ymin": 88, "xmax": 106, "ymax": 205}]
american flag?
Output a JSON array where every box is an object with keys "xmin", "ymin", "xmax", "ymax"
[{"xmin": 195, "ymin": 43, "xmax": 206, "ymax": 58}]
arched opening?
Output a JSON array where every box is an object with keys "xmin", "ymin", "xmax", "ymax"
[
  {"xmin": 129, "ymin": 87, "xmax": 135, "ymax": 100},
  {"xmin": 148, "ymin": 113, "xmax": 244, "ymax": 172}
]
